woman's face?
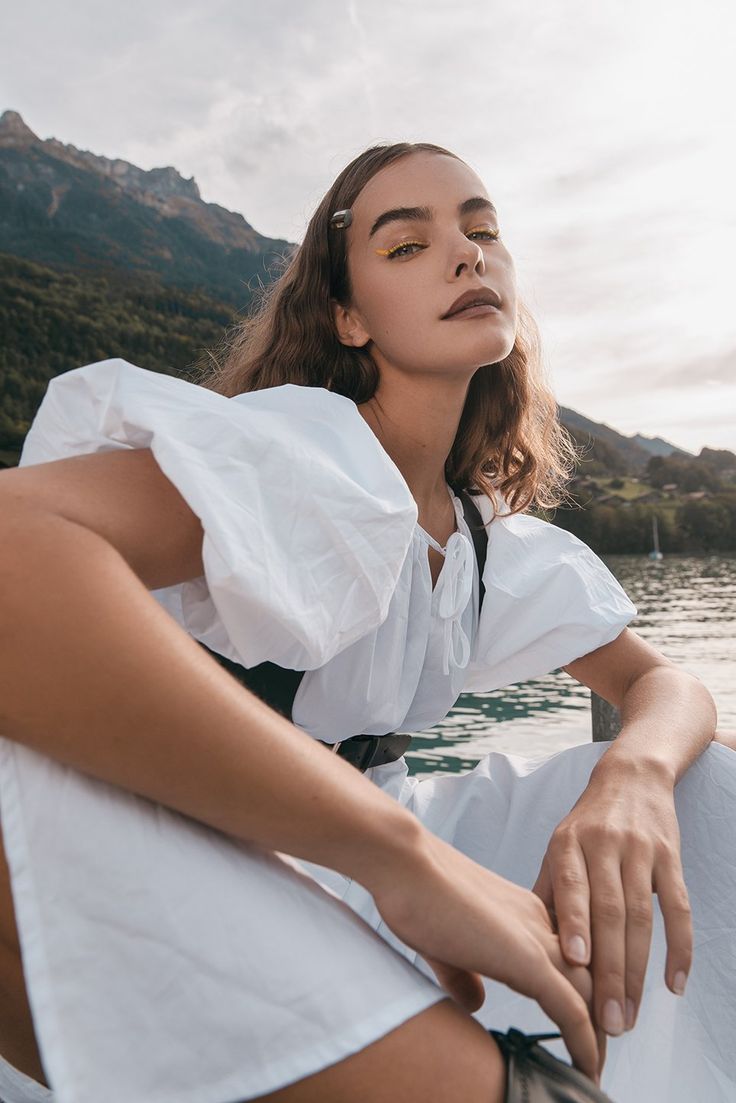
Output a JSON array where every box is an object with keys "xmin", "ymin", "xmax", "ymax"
[{"xmin": 336, "ymin": 151, "xmax": 518, "ymax": 380}]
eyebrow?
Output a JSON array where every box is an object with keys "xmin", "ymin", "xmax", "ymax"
[{"xmin": 368, "ymin": 196, "xmax": 497, "ymax": 238}]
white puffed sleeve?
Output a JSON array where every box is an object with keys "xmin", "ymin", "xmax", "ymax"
[
  {"xmin": 461, "ymin": 490, "xmax": 638, "ymax": 693},
  {"xmin": 19, "ymin": 358, "xmax": 418, "ymax": 670}
]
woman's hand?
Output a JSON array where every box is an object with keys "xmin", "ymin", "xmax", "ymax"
[
  {"xmin": 531, "ymin": 757, "xmax": 692, "ymax": 1039},
  {"xmin": 367, "ymin": 830, "xmax": 604, "ymax": 1085}
]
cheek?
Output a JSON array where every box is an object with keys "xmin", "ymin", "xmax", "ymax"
[
  {"xmin": 502, "ymin": 254, "xmax": 518, "ymax": 294},
  {"xmin": 350, "ymin": 265, "xmax": 403, "ymax": 332},
  {"xmin": 361, "ymin": 280, "xmax": 427, "ymax": 337}
]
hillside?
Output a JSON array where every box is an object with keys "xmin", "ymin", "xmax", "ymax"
[{"xmin": 0, "ymin": 251, "xmax": 235, "ymax": 456}]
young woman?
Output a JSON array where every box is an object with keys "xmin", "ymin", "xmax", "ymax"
[{"xmin": 0, "ymin": 141, "xmax": 734, "ymax": 1103}]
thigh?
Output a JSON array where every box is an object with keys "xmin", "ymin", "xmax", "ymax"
[{"xmin": 251, "ymin": 998, "xmax": 507, "ymax": 1103}]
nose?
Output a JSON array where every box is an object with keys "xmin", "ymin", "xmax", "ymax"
[{"xmin": 451, "ymin": 235, "xmax": 485, "ymax": 278}]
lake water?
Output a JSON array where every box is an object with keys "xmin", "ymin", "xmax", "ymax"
[{"xmin": 405, "ymin": 553, "xmax": 736, "ymax": 778}]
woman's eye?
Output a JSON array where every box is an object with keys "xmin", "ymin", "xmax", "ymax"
[
  {"xmin": 468, "ymin": 228, "xmax": 501, "ymax": 243},
  {"xmin": 382, "ymin": 240, "xmax": 427, "ymax": 259},
  {"xmin": 380, "ymin": 227, "xmax": 501, "ymax": 260}
]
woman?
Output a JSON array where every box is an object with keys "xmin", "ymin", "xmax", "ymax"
[{"xmin": 0, "ymin": 141, "xmax": 734, "ymax": 1103}]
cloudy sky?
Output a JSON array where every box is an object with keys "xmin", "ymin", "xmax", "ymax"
[{"xmin": 3, "ymin": 0, "xmax": 735, "ymax": 452}]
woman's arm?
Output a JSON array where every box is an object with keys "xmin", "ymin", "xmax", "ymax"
[
  {"xmin": 0, "ymin": 448, "xmax": 428, "ymax": 888},
  {"xmin": 0, "ymin": 452, "xmax": 602, "ymax": 1079},
  {"xmin": 565, "ymin": 627, "xmax": 717, "ymax": 783},
  {"xmin": 534, "ymin": 628, "xmax": 717, "ymax": 1038}
]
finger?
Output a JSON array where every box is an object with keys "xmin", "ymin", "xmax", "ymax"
[
  {"xmin": 596, "ymin": 1026, "xmax": 608, "ymax": 1080},
  {"xmin": 543, "ymin": 931, "xmax": 593, "ymax": 1007},
  {"xmin": 546, "ymin": 935, "xmax": 606, "ymax": 1079},
  {"xmin": 532, "ymin": 859, "xmax": 559, "ymax": 930},
  {"xmin": 424, "ymin": 956, "xmax": 486, "ymax": 1013},
  {"xmin": 654, "ymin": 852, "xmax": 693, "ymax": 997},
  {"xmin": 547, "ymin": 841, "xmax": 591, "ymax": 967},
  {"xmin": 532, "ymin": 857, "xmax": 552, "ymax": 905},
  {"xmin": 588, "ymin": 856, "xmax": 627, "ymax": 1037},
  {"xmin": 621, "ymin": 856, "xmax": 653, "ymax": 1030},
  {"xmin": 533, "ymin": 956, "xmax": 601, "ymax": 1085}
]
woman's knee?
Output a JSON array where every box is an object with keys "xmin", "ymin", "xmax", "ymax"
[{"xmin": 252, "ymin": 997, "xmax": 506, "ymax": 1103}]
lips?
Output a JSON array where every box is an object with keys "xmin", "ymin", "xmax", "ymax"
[{"xmin": 441, "ymin": 287, "xmax": 502, "ymax": 319}]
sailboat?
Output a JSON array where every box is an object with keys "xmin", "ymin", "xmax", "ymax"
[{"xmin": 648, "ymin": 513, "xmax": 664, "ymax": 560}]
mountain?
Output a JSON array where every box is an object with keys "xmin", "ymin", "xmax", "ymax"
[
  {"xmin": 0, "ymin": 109, "xmax": 294, "ymax": 308},
  {"xmin": 557, "ymin": 406, "xmax": 692, "ymax": 474},
  {"xmin": 630, "ymin": 432, "xmax": 689, "ymax": 458}
]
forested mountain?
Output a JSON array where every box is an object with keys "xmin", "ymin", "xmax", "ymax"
[
  {"xmin": 0, "ymin": 252, "xmax": 235, "ymax": 451},
  {"xmin": 0, "ymin": 107, "xmax": 293, "ymax": 456}
]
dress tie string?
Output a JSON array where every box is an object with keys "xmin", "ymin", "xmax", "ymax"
[{"xmin": 434, "ymin": 530, "xmax": 474, "ymax": 676}]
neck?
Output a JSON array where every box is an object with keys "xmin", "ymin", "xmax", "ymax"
[{"xmin": 356, "ymin": 371, "xmax": 469, "ymax": 513}]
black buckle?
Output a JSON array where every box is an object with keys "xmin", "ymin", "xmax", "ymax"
[
  {"xmin": 347, "ymin": 735, "xmax": 383, "ymax": 771},
  {"xmin": 319, "ymin": 733, "xmax": 413, "ymax": 772}
]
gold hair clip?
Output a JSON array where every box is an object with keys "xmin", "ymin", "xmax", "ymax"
[{"xmin": 330, "ymin": 208, "xmax": 353, "ymax": 229}]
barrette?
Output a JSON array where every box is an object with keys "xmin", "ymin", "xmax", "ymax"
[{"xmin": 330, "ymin": 208, "xmax": 353, "ymax": 229}]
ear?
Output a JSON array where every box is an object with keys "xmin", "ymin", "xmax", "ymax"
[{"xmin": 330, "ymin": 299, "xmax": 371, "ymax": 348}]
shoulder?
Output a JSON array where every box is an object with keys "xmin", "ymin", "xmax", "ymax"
[
  {"xmin": 462, "ymin": 489, "xmax": 638, "ymax": 692},
  {"xmin": 472, "ymin": 488, "xmax": 600, "ymax": 558},
  {"xmin": 25, "ymin": 360, "xmax": 397, "ymax": 486},
  {"xmin": 23, "ymin": 359, "xmax": 420, "ymax": 670}
]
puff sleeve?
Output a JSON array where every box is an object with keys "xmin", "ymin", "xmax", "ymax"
[
  {"xmin": 18, "ymin": 358, "xmax": 418, "ymax": 670},
  {"xmin": 461, "ymin": 490, "xmax": 638, "ymax": 693}
]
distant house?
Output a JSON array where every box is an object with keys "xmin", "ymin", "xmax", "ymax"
[
  {"xmin": 662, "ymin": 483, "xmax": 678, "ymax": 492},
  {"xmin": 635, "ymin": 490, "xmax": 663, "ymax": 503},
  {"xmin": 687, "ymin": 490, "xmax": 711, "ymax": 500}
]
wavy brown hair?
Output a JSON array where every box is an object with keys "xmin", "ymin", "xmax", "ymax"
[{"xmin": 190, "ymin": 141, "xmax": 580, "ymax": 520}]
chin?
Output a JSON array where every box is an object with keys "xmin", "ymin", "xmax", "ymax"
[{"xmin": 470, "ymin": 341, "xmax": 513, "ymax": 367}]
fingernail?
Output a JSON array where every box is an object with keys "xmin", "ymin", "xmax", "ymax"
[
  {"xmin": 625, "ymin": 997, "xmax": 636, "ymax": 1030},
  {"xmin": 673, "ymin": 970, "xmax": 687, "ymax": 995},
  {"xmin": 567, "ymin": 934, "xmax": 587, "ymax": 963},
  {"xmin": 602, "ymin": 999, "xmax": 624, "ymax": 1036}
]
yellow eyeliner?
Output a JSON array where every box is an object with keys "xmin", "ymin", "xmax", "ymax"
[
  {"xmin": 374, "ymin": 241, "xmax": 424, "ymax": 256},
  {"xmin": 374, "ymin": 226, "xmax": 499, "ymax": 258}
]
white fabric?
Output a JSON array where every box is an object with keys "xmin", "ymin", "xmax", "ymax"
[
  {"xmin": 15, "ymin": 358, "xmax": 636, "ymax": 745},
  {"xmin": 2, "ymin": 358, "xmax": 733, "ymax": 1103},
  {"xmin": 17, "ymin": 359, "xmax": 418, "ymax": 672},
  {"xmin": 319, "ymin": 741, "xmax": 736, "ymax": 1102},
  {"xmin": 462, "ymin": 494, "xmax": 640, "ymax": 693},
  {"xmin": 0, "ymin": 741, "xmax": 444, "ymax": 1103},
  {"xmin": 0, "ymin": 1051, "xmax": 53, "ymax": 1103}
]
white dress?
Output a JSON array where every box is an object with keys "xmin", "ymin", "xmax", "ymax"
[{"xmin": 1, "ymin": 358, "xmax": 734, "ymax": 1103}]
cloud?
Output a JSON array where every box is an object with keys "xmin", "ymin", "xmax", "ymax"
[{"xmin": 656, "ymin": 348, "xmax": 736, "ymax": 389}]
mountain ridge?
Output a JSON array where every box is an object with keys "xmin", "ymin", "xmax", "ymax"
[
  {"xmin": 0, "ymin": 109, "xmax": 291, "ymax": 285},
  {"xmin": 3, "ymin": 108, "xmax": 226, "ymax": 215}
]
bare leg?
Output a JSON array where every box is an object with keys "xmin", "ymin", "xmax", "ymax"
[{"xmin": 253, "ymin": 998, "xmax": 506, "ymax": 1103}]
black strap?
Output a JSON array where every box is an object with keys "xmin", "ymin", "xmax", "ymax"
[
  {"xmin": 318, "ymin": 732, "xmax": 414, "ymax": 770},
  {"xmin": 199, "ymin": 647, "xmax": 305, "ymax": 722},
  {"xmin": 451, "ymin": 485, "xmax": 488, "ymax": 616},
  {"xmin": 200, "ymin": 485, "xmax": 489, "ymax": 723}
]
